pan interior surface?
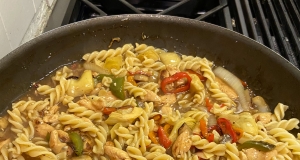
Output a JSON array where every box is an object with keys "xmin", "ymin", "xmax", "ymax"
[{"xmin": 0, "ymin": 14, "xmax": 299, "ymax": 122}]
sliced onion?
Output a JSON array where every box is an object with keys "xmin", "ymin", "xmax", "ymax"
[
  {"xmin": 83, "ymin": 63, "xmax": 110, "ymax": 75},
  {"xmin": 213, "ymin": 66, "xmax": 249, "ymax": 111},
  {"xmin": 207, "ymin": 114, "xmax": 217, "ymax": 127},
  {"xmin": 252, "ymin": 96, "xmax": 270, "ymax": 113}
]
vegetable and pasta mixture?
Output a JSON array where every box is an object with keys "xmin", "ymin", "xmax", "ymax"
[{"xmin": 0, "ymin": 43, "xmax": 300, "ymax": 160}]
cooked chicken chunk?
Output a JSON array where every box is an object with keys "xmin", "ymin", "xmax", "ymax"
[
  {"xmin": 0, "ymin": 116, "xmax": 9, "ymax": 129},
  {"xmin": 0, "ymin": 116, "xmax": 9, "ymax": 137},
  {"xmin": 172, "ymin": 125, "xmax": 192, "ymax": 158},
  {"xmin": 160, "ymin": 94, "xmax": 177, "ymax": 105},
  {"xmin": 104, "ymin": 145, "xmax": 131, "ymax": 160},
  {"xmin": 49, "ymin": 130, "xmax": 67, "ymax": 154},
  {"xmin": 215, "ymin": 77, "xmax": 237, "ymax": 100},
  {"xmin": 243, "ymin": 148, "xmax": 277, "ymax": 160},
  {"xmin": 142, "ymin": 90, "xmax": 161, "ymax": 102},
  {"xmin": 57, "ymin": 130, "xmax": 70, "ymax": 143},
  {"xmin": 77, "ymin": 95, "xmax": 106, "ymax": 111},
  {"xmin": 98, "ymin": 90, "xmax": 118, "ymax": 102},
  {"xmin": 35, "ymin": 123, "xmax": 55, "ymax": 138},
  {"xmin": 43, "ymin": 114, "xmax": 59, "ymax": 124},
  {"xmin": 161, "ymin": 105, "xmax": 173, "ymax": 115},
  {"xmin": 253, "ymin": 112, "xmax": 272, "ymax": 124},
  {"xmin": 83, "ymin": 136, "xmax": 94, "ymax": 155},
  {"xmin": 161, "ymin": 65, "xmax": 179, "ymax": 79}
]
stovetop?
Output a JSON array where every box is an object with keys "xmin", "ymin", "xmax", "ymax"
[{"xmin": 60, "ymin": 0, "xmax": 300, "ymax": 68}]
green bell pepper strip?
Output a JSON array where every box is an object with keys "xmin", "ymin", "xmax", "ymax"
[
  {"xmin": 238, "ymin": 140, "xmax": 275, "ymax": 152},
  {"xmin": 69, "ymin": 132, "xmax": 83, "ymax": 156},
  {"xmin": 95, "ymin": 74, "xmax": 125, "ymax": 100}
]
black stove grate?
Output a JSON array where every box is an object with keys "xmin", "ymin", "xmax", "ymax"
[{"xmin": 68, "ymin": 0, "xmax": 300, "ymax": 68}]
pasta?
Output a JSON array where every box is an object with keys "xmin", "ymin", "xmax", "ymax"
[{"xmin": 0, "ymin": 43, "xmax": 299, "ymax": 160}]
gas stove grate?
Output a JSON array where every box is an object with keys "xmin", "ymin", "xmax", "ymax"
[{"xmin": 68, "ymin": 0, "xmax": 300, "ymax": 68}]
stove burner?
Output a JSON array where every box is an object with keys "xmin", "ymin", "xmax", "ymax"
[{"xmin": 68, "ymin": 0, "xmax": 300, "ymax": 68}]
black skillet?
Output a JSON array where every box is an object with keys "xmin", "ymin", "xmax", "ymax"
[{"xmin": 0, "ymin": 15, "xmax": 299, "ymax": 132}]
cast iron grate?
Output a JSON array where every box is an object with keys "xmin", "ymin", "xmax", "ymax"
[{"xmin": 69, "ymin": 0, "xmax": 300, "ymax": 68}]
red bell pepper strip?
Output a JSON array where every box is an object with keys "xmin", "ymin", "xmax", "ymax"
[
  {"xmin": 207, "ymin": 133, "xmax": 214, "ymax": 142},
  {"xmin": 205, "ymin": 98, "xmax": 213, "ymax": 112},
  {"xmin": 157, "ymin": 126, "xmax": 172, "ymax": 148},
  {"xmin": 200, "ymin": 118, "xmax": 215, "ymax": 142},
  {"xmin": 199, "ymin": 118, "xmax": 208, "ymax": 138},
  {"xmin": 161, "ymin": 72, "xmax": 192, "ymax": 94},
  {"xmin": 102, "ymin": 107, "xmax": 117, "ymax": 115},
  {"xmin": 186, "ymin": 69, "xmax": 207, "ymax": 81},
  {"xmin": 217, "ymin": 118, "xmax": 237, "ymax": 143}
]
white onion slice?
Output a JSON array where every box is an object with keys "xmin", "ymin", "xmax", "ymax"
[
  {"xmin": 213, "ymin": 66, "xmax": 249, "ymax": 111},
  {"xmin": 83, "ymin": 62, "xmax": 110, "ymax": 75}
]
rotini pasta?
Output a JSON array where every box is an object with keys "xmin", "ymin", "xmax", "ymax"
[{"xmin": 1, "ymin": 43, "xmax": 299, "ymax": 160}]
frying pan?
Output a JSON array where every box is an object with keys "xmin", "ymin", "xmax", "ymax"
[{"xmin": 0, "ymin": 15, "xmax": 299, "ymax": 130}]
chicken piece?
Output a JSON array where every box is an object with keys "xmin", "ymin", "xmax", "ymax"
[
  {"xmin": 172, "ymin": 125, "xmax": 192, "ymax": 158},
  {"xmin": 43, "ymin": 105, "xmax": 59, "ymax": 124},
  {"xmin": 90, "ymin": 83, "xmax": 103, "ymax": 95},
  {"xmin": 215, "ymin": 77, "xmax": 237, "ymax": 100},
  {"xmin": 98, "ymin": 90, "xmax": 118, "ymax": 102},
  {"xmin": 72, "ymin": 155, "xmax": 92, "ymax": 160},
  {"xmin": 64, "ymin": 125, "xmax": 72, "ymax": 132},
  {"xmin": 161, "ymin": 65, "xmax": 179, "ymax": 79},
  {"xmin": 0, "ymin": 116, "xmax": 8, "ymax": 129},
  {"xmin": 49, "ymin": 130, "xmax": 67, "ymax": 154},
  {"xmin": 265, "ymin": 149, "xmax": 278, "ymax": 160},
  {"xmin": 161, "ymin": 105, "xmax": 173, "ymax": 115},
  {"xmin": 0, "ymin": 116, "xmax": 9, "ymax": 137},
  {"xmin": 0, "ymin": 138, "xmax": 10, "ymax": 149},
  {"xmin": 49, "ymin": 105, "xmax": 59, "ymax": 114},
  {"xmin": 83, "ymin": 136, "xmax": 94, "ymax": 155},
  {"xmin": 244, "ymin": 148, "xmax": 277, "ymax": 160},
  {"xmin": 43, "ymin": 114, "xmax": 59, "ymax": 124},
  {"xmin": 35, "ymin": 123, "xmax": 55, "ymax": 138},
  {"xmin": 67, "ymin": 146, "xmax": 74, "ymax": 157},
  {"xmin": 57, "ymin": 130, "xmax": 70, "ymax": 142},
  {"xmin": 142, "ymin": 90, "xmax": 161, "ymax": 102},
  {"xmin": 160, "ymin": 94, "xmax": 177, "ymax": 105},
  {"xmin": 77, "ymin": 97, "xmax": 97, "ymax": 111},
  {"xmin": 104, "ymin": 145, "xmax": 131, "ymax": 160},
  {"xmin": 77, "ymin": 95, "xmax": 106, "ymax": 111},
  {"xmin": 253, "ymin": 112, "xmax": 272, "ymax": 124}
]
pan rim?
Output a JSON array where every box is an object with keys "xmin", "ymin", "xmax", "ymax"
[{"xmin": 1, "ymin": 14, "xmax": 299, "ymax": 75}]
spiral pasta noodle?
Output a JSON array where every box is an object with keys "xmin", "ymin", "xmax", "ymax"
[
  {"xmin": 14, "ymin": 134, "xmax": 57, "ymax": 159},
  {"xmin": 67, "ymin": 102, "xmax": 102, "ymax": 123},
  {"xmin": 58, "ymin": 113, "xmax": 99, "ymax": 137},
  {"xmin": 200, "ymin": 58, "xmax": 235, "ymax": 107},
  {"xmin": 7, "ymin": 108, "xmax": 24, "ymax": 134},
  {"xmin": 124, "ymin": 81, "xmax": 147, "ymax": 98},
  {"xmin": 83, "ymin": 43, "xmax": 134, "ymax": 63}
]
